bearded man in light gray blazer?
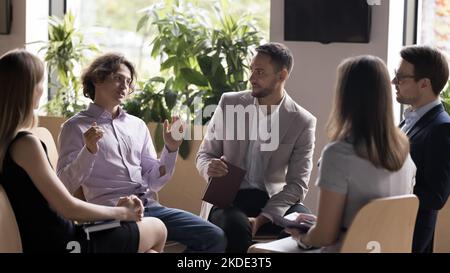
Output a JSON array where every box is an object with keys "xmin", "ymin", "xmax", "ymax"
[{"xmin": 196, "ymin": 42, "xmax": 316, "ymax": 253}]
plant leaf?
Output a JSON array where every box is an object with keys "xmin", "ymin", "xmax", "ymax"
[
  {"xmin": 149, "ymin": 76, "xmax": 166, "ymax": 83},
  {"xmin": 164, "ymin": 90, "xmax": 178, "ymax": 110},
  {"xmin": 154, "ymin": 122, "xmax": 165, "ymax": 153},
  {"xmin": 180, "ymin": 68, "xmax": 208, "ymax": 87},
  {"xmin": 137, "ymin": 14, "xmax": 150, "ymax": 32},
  {"xmin": 178, "ymin": 139, "xmax": 191, "ymax": 160},
  {"xmin": 160, "ymin": 56, "xmax": 178, "ymax": 71}
]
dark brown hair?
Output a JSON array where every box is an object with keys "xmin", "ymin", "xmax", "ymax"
[
  {"xmin": 400, "ymin": 45, "xmax": 449, "ymax": 95},
  {"xmin": 256, "ymin": 42, "xmax": 294, "ymax": 73},
  {"xmin": 82, "ymin": 52, "xmax": 136, "ymax": 100}
]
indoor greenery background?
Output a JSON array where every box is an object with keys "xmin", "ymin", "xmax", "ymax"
[
  {"xmin": 123, "ymin": 0, "xmax": 263, "ymax": 156},
  {"xmin": 40, "ymin": 12, "xmax": 98, "ymax": 117},
  {"xmin": 124, "ymin": 0, "xmax": 262, "ymax": 125},
  {"xmin": 69, "ymin": 0, "xmax": 270, "ymax": 80},
  {"xmin": 40, "ymin": 0, "xmax": 264, "ymax": 158}
]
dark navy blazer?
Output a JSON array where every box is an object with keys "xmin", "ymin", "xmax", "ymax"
[{"xmin": 400, "ymin": 104, "xmax": 450, "ymax": 210}]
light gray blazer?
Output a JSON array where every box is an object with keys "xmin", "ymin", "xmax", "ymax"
[{"xmin": 196, "ymin": 91, "xmax": 316, "ymax": 219}]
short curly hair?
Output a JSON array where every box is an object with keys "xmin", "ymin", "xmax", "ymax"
[{"xmin": 82, "ymin": 52, "xmax": 136, "ymax": 100}]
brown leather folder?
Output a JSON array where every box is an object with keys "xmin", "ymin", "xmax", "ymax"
[{"xmin": 202, "ymin": 161, "xmax": 246, "ymax": 209}]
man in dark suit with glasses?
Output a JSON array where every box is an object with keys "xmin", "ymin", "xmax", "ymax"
[{"xmin": 394, "ymin": 45, "xmax": 450, "ymax": 253}]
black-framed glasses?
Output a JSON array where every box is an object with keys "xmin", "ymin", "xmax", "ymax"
[{"xmin": 392, "ymin": 69, "xmax": 416, "ymax": 85}]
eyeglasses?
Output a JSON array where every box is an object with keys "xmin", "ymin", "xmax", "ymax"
[
  {"xmin": 392, "ymin": 69, "xmax": 416, "ymax": 85},
  {"xmin": 110, "ymin": 73, "xmax": 134, "ymax": 93}
]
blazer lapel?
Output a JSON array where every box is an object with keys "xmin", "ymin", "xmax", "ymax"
[
  {"xmin": 237, "ymin": 93, "xmax": 253, "ymax": 163},
  {"xmin": 407, "ymin": 104, "xmax": 444, "ymax": 139}
]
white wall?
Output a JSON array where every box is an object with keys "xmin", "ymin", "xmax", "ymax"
[{"xmin": 270, "ymin": 0, "xmax": 404, "ymax": 213}]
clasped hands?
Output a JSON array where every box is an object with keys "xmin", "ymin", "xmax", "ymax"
[{"xmin": 116, "ymin": 195, "xmax": 144, "ymax": 222}]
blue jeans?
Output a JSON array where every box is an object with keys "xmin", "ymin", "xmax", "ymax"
[{"xmin": 145, "ymin": 206, "xmax": 226, "ymax": 253}]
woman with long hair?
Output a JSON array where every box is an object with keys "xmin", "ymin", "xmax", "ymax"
[
  {"xmin": 0, "ymin": 49, "xmax": 167, "ymax": 253},
  {"xmin": 286, "ymin": 55, "xmax": 416, "ymax": 252}
]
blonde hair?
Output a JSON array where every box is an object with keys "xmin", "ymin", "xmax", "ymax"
[
  {"xmin": 327, "ymin": 55, "xmax": 409, "ymax": 171},
  {"xmin": 0, "ymin": 49, "xmax": 44, "ymax": 172}
]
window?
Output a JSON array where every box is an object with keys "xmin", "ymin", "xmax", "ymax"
[
  {"xmin": 26, "ymin": 0, "xmax": 49, "ymax": 114},
  {"xmin": 66, "ymin": 0, "xmax": 270, "ymax": 79},
  {"xmin": 417, "ymin": 0, "xmax": 450, "ymax": 106},
  {"xmin": 399, "ymin": 0, "xmax": 450, "ymax": 118},
  {"xmin": 418, "ymin": 0, "xmax": 450, "ymax": 55}
]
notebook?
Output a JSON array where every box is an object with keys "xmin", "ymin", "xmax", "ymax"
[
  {"xmin": 202, "ymin": 161, "xmax": 246, "ymax": 209},
  {"xmin": 271, "ymin": 212, "xmax": 315, "ymax": 234},
  {"xmin": 83, "ymin": 220, "xmax": 121, "ymax": 240}
]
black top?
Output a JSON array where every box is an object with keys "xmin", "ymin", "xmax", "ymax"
[
  {"xmin": 1, "ymin": 131, "xmax": 140, "ymax": 253},
  {"xmin": 1, "ymin": 132, "xmax": 77, "ymax": 252}
]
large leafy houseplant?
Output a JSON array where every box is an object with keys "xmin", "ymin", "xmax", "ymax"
[
  {"xmin": 124, "ymin": 1, "xmax": 262, "ymax": 157},
  {"xmin": 124, "ymin": 77, "xmax": 180, "ymax": 157},
  {"xmin": 40, "ymin": 12, "xmax": 98, "ymax": 117},
  {"xmin": 128, "ymin": 0, "xmax": 261, "ymax": 121}
]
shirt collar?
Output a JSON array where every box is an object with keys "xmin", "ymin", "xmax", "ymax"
[
  {"xmin": 403, "ymin": 99, "xmax": 441, "ymax": 121},
  {"xmin": 86, "ymin": 103, "xmax": 126, "ymax": 121}
]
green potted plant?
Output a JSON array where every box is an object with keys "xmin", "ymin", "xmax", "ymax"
[
  {"xmin": 34, "ymin": 12, "xmax": 98, "ymax": 141},
  {"xmin": 40, "ymin": 11, "xmax": 98, "ymax": 118},
  {"xmin": 126, "ymin": 0, "xmax": 262, "ymax": 158},
  {"xmin": 136, "ymin": 0, "xmax": 261, "ymax": 120}
]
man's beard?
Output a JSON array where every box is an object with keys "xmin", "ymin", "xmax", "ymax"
[{"xmin": 251, "ymin": 87, "xmax": 271, "ymax": 98}]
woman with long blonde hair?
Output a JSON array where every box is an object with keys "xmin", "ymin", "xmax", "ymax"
[
  {"xmin": 286, "ymin": 55, "xmax": 416, "ymax": 252},
  {"xmin": 0, "ymin": 49, "xmax": 167, "ymax": 253}
]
